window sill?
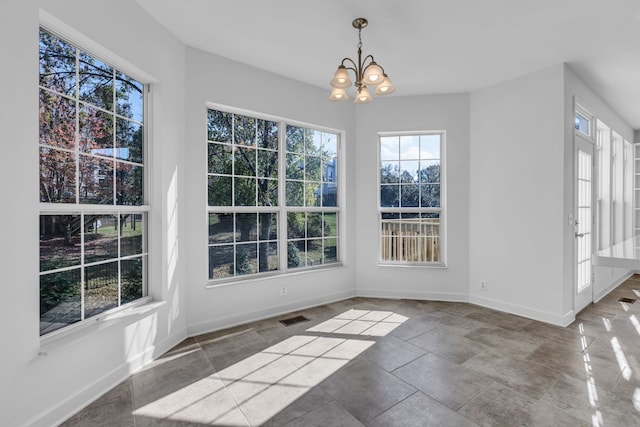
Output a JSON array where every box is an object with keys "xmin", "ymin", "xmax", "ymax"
[
  {"xmin": 206, "ymin": 262, "xmax": 345, "ymax": 289},
  {"xmin": 38, "ymin": 297, "xmax": 164, "ymax": 357},
  {"xmin": 377, "ymin": 262, "xmax": 447, "ymax": 269}
]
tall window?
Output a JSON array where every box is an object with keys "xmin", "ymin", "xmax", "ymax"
[
  {"xmin": 207, "ymin": 108, "xmax": 340, "ymax": 281},
  {"xmin": 379, "ymin": 133, "xmax": 444, "ymax": 264},
  {"xmin": 39, "ymin": 28, "xmax": 147, "ymax": 336}
]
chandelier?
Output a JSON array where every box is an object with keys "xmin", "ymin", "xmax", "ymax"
[{"xmin": 329, "ymin": 18, "xmax": 395, "ymax": 104}]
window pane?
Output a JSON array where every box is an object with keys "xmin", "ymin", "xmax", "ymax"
[
  {"xmin": 79, "ymin": 155, "xmax": 114, "ymax": 205},
  {"xmin": 400, "ymin": 160, "xmax": 419, "ymax": 183},
  {"xmin": 325, "ymin": 238, "xmax": 338, "ymax": 263},
  {"xmin": 380, "ymin": 137, "xmax": 399, "ymax": 161},
  {"xmin": 322, "ymin": 132, "xmax": 338, "ymax": 158},
  {"xmin": 324, "ymin": 213, "xmax": 337, "ymax": 237},
  {"xmin": 39, "ymin": 29, "xmax": 76, "ymax": 96},
  {"xmin": 286, "ymin": 125, "xmax": 304, "ymax": 153},
  {"xmin": 208, "ymin": 176, "xmax": 232, "ymax": 206},
  {"xmin": 40, "ymin": 215, "xmax": 81, "ymax": 272},
  {"xmin": 79, "ymin": 104, "xmax": 114, "ymax": 156},
  {"xmin": 380, "ymin": 214, "xmax": 441, "ymax": 263},
  {"xmin": 116, "ymin": 118, "xmax": 143, "ymax": 163},
  {"xmin": 208, "ymin": 143, "xmax": 232, "ymax": 175},
  {"xmin": 84, "ymin": 261, "xmax": 119, "ymax": 317},
  {"xmin": 307, "ymin": 212, "xmax": 323, "ymax": 238},
  {"xmin": 258, "ymin": 213, "xmax": 278, "ymax": 241},
  {"xmin": 209, "ymin": 245, "xmax": 233, "ymax": 280},
  {"xmin": 258, "ymin": 150, "xmax": 278, "ymax": 178},
  {"xmin": 236, "ymin": 243, "xmax": 257, "ymax": 275},
  {"xmin": 40, "ymin": 89, "xmax": 76, "ymax": 150},
  {"xmin": 234, "ymin": 114, "xmax": 256, "ymax": 146},
  {"xmin": 320, "ymin": 183, "xmax": 337, "ymax": 207},
  {"xmin": 420, "ymin": 135, "xmax": 440, "ymax": 158},
  {"xmin": 307, "ymin": 239, "xmax": 323, "ymax": 266},
  {"xmin": 121, "ymin": 214, "xmax": 144, "ymax": 256},
  {"xmin": 234, "ymin": 147, "xmax": 256, "ymax": 177},
  {"xmin": 287, "ymin": 212, "xmax": 305, "ymax": 239},
  {"xmin": 234, "ymin": 177, "xmax": 256, "ymax": 206},
  {"xmin": 401, "ymin": 184, "xmax": 419, "ymax": 207},
  {"xmin": 116, "ymin": 162, "xmax": 143, "ymax": 205},
  {"xmin": 258, "ymin": 178, "xmax": 278, "ymax": 207},
  {"xmin": 207, "ymin": 110, "xmax": 232, "ymax": 142},
  {"xmin": 236, "ymin": 213, "xmax": 258, "ymax": 242},
  {"xmin": 40, "ymin": 147, "xmax": 76, "ymax": 203},
  {"xmin": 575, "ymin": 112, "xmax": 590, "ymax": 135},
  {"xmin": 400, "ymin": 135, "xmax": 420, "ymax": 160},
  {"xmin": 78, "ymin": 51, "xmax": 114, "ymax": 111},
  {"xmin": 84, "ymin": 214, "xmax": 118, "ymax": 263},
  {"xmin": 257, "ymin": 119, "xmax": 278, "ymax": 149},
  {"xmin": 306, "ymin": 182, "xmax": 321, "ymax": 207},
  {"xmin": 420, "ymin": 184, "xmax": 441, "ymax": 208},
  {"xmin": 286, "ymin": 154, "xmax": 304, "ymax": 180},
  {"xmin": 380, "ymin": 185, "xmax": 399, "ymax": 207},
  {"xmin": 209, "ymin": 213, "xmax": 234, "ymax": 244},
  {"xmin": 286, "ymin": 181, "xmax": 304, "ymax": 206},
  {"xmin": 259, "ymin": 241, "xmax": 278, "ymax": 273},
  {"xmin": 380, "ymin": 161, "xmax": 399, "ymax": 184},
  {"xmin": 116, "ymin": 72, "xmax": 143, "ymax": 123},
  {"xmin": 287, "ymin": 240, "xmax": 305, "ymax": 268},
  {"xmin": 419, "ymin": 160, "xmax": 440, "ymax": 183},
  {"xmin": 121, "ymin": 257, "xmax": 144, "ymax": 304},
  {"xmin": 307, "ymin": 129, "xmax": 322, "ymax": 155},
  {"xmin": 40, "ymin": 269, "xmax": 81, "ymax": 335},
  {"xmin": 305, "ymin": 156, "xmax": 322, "ymax": 181}
]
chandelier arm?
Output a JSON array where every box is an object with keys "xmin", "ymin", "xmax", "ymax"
[{"xmin": 340, "ymin": 57, "xmax": 358, "ymax": 71}]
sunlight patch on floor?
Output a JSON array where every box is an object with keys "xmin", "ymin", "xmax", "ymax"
[
  {"xmin": 610, "ymin": 337, "xmax": 632, "ymax": 380},
  {"xmin": 134, "ymin": 310, "xmax": 406, "ymax": 425}
]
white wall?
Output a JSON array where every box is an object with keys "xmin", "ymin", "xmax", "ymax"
[
  {"xmin": 563, "ymin": 65, "xmax": 634, "ymax": 307},
  {"xmin": 183, "ymin": 47, "xmax": 358, "ymax": 336},
  {"xmin": 0, "ymin": 1, "xmax": 188, "ymax": 426},
  {"xmin": 353, "ymin": 95, "xmax": 471, "ymax": 300},
  {"xmin": 469, "ymin": 65, "xmax": 568, "ymax": 325}
]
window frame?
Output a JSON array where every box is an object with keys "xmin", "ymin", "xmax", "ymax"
[
  {"xmin": 38, "ymin": 23, "xmax": 151, "ymax": 341},
  {"xmin": 377, "ymin": 130, "xmax": 447, "ymax": 268},
  {"xmin": 205, "ymin": 103, "xmax": 344, "ymax": 286}
]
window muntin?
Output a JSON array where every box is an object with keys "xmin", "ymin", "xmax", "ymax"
[
  {"xmin": 39, "ymin": 28, "xmax": 147, "ymax": 336},
  {"xmin": 379, "ymin": 133, "xmax": 444, "ymax": 265},
  {"xmin": 207, "ymin": 108, "xmax": 340, "ymax": 282}
]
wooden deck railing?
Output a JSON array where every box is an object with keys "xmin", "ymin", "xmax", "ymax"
[{"xmin": 381, "ymin": 219, "xmax": 440, "ymax": 262}]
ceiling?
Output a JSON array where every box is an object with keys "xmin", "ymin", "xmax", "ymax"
[{"xmin": 135, "ymin": 0, "xmax": 640, "ymax": 130}]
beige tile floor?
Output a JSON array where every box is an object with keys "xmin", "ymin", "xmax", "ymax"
[{"xmin": 61, "ymin": 276, "xmax": 640, "ymax": 426}]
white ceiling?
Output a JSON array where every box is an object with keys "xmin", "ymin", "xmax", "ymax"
[{"xmin": 135, "ymin": 0, "xmax": 640, "ymax": 130}]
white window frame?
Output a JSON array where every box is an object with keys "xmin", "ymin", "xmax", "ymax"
[
  {"xmin": 205, "ymin": 103, "xmax": 344, "ymax": 286},
  {"xmin": 38, "ymin": 18, "xmax": 152, "ymax": 341},
  {"xmin": 377, "ymin": 131, "xmax": 446, "ymax": 268}
]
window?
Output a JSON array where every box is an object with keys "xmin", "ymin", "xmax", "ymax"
[
  {"xmin": 207, "ymin": 108, "xmax": 340, "ymax": 281},
  {"xmin": 39, "ymin": 28, "xmax": 147, "ymax": 336},
  {"xmin": 379, "ymin": 133, "xmax": 444, "ymax": 264}
]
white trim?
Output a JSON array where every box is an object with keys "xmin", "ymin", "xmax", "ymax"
[
  {"xmin": 469, "ymin": 294, "xmax": 574, "ymax": 327},
  {"xmin": 594, "ymin": 270, "xmax": 634, "ymax": 302},
  {"xmin": 356, "ymin": 287, "xmax": 467, "ymax": 302},
  {"xmin": 186, "ymin": 289, "xmax": 356, "ymax": 337}
]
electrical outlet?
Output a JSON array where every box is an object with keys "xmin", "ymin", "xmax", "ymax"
[
  {"xmin": 480, "ymin": 280, "xmax": 487, "ymax": 291},
  {"xmin": 281, "ymin": 287, "xmax": 287, "ymax": 296}
]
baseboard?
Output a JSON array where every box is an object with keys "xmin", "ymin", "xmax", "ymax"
[
  {"xmin": 29, "ymin": 330, "xmax": 186, "ymax": 427},
  {"xmin": 186, "ymin": 289, "xmax": 356, "ymax": 337},
  {"xmin": 468, "ymin": 294, "xmax": 573, "ymax": 326},
  {"xmin": 355, "ymin": 287, "xmax": 469, "ymax": 303},
  {"xmin": 594, "ymin": 271, "xmax": 634, "ymax": 302}
]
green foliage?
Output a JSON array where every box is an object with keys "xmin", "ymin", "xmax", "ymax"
[{"xmin": 287, "ymin": 241, "xmax": 301, "ymax": 268}]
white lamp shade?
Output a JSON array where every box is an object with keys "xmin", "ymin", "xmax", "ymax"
[
  {"xmin": 330, "ymin": 66, "xmax": 352, "ymax": 88},
  {"xmin": 329, "ymin": 87, "xmax": 349, "ymax": 102},
  {"xmin": 354, "ymin": 86, "xmax": 372, "ymax": 104},
  {"xmin": 362, "ymin": 61, "xmax": 384, "ymax": 85},
  {"xmin": 375, "ymin": 74, "xmax": 395, "ymax": 95}
]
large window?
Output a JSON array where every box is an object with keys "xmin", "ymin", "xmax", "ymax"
[
  {"xmin": 379, "ymin": 133, "xmax": 444, "ymax": 265},
  {"xmin": 207, "ymin": 108, "xmax": 340, "ymax": 281},
  {"xmin": 39, "ymin": 28, "xmax": 147, "ymax": 336}
]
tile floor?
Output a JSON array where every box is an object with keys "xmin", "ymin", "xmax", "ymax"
[{"xmin": 61, "ymin": 277, "xmax": 640, "ymax": 426}]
